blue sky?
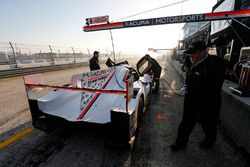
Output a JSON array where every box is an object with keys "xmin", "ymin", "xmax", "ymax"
[{"xmin": 0, "ymin": 0, "xmax": 217, "ymax": 55}]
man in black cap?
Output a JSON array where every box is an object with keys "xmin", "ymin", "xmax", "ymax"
[
  {"xmin": 89, "ymin": 51, "xmax": 100, "ymax": 71},
  {"xmin": 170, "ymin": 40, "xmax": 228, "ymax": 151}
]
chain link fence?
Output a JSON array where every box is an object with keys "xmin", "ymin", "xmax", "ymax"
[{"xmin": 0, "ymin": 42, "xmax": 136, "ymax": 70}]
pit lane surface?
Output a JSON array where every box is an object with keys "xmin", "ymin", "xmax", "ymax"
[
  {"xmin": 0, "ymin": 66, "xmax": 91, "ymax": 135},
  {"xmin": 0, "ymin": 60, "xmax": 248, "ymax": 167}
]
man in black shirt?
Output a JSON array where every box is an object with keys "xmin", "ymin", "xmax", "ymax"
[
  {"xmin": 89, "ymin": 51, "xmax": 100, "ymax": 71},
  {"xmin": 171, "ymin": 41, "xmax": 228, "ymax": 151}
]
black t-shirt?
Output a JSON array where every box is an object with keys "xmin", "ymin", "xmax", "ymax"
[{"xmin": 89, "ymin": 57, "xmax": 100, "ymax": 71}]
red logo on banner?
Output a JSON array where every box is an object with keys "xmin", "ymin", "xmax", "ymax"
[{"xmin": 86, "ymin": 15, "xmax": 109, "ymax": 25}]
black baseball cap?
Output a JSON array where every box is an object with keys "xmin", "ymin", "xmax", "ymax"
[
  {"xmin": 94, "ymin": 51, "xmax": 99, "ymax": 55},
  {"xmin": 184, "ymin": 41, "xmax": 207, "ymax": 54}
]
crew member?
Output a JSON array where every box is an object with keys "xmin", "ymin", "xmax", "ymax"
[
  {"xmin": 170, "ymin": 40, "xmax": 228, "ymax": 151},
  {"xmin": 89, "ymin": 51, "xmax": 100, "ymax": 71}
]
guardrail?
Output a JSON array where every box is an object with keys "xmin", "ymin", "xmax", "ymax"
[{"xmin": 0, "ymin": 62, "xmax": 88, "ymax": 79}]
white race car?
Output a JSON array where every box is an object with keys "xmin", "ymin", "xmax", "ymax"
[{"xmin": 24, "ymin": 58, "xmax": 157, "ymax": 146}]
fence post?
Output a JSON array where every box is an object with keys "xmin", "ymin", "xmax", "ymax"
[
  {"xmin": 48, "ymin": 45, "xmax": 55, "ymax": 65},
  {"xmin": 87, "ymin": 48, "xmax": 91, "ymax": 59},
  {"xmin": 71, "ymin": 47, "xmax": 76, "ymax": 63},
  {"xmin": 9, "ymin": 42, "xmax": 18, "ymax": 68}
]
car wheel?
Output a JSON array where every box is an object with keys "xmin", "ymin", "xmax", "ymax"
[
  {"xmin": 128, "ymin": 101, "xmax": 139, "ymax": 149},
  {"xmin": 110, "ymin": 99, "xmax": 142, "ymax": 149}
]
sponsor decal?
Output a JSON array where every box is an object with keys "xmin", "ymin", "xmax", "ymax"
[
  {"xmin": 124, "ymin": 19, "xmax": 152, "ymax": 27},
  {"xmin": 79, "ymin": 68, "xmax": 115, "ymax": 111},
  {"xmin": 124, "ymin": 14, "xmax": 204, "ymax": 28},
  {"xmin": 154, "ymin": 14, "xmax": 204, "ymax": 24}
]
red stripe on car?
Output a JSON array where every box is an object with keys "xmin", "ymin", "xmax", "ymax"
[{"xmin": 77, "ymin": 69, "xmax": 117, "ymax": 120}]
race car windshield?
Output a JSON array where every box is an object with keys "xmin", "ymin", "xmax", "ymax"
[
  {"xmin": 137, "ymin": 58, "xmax": 152, "ymax": 76},
  {"xmin": 139, "ymin": 60, "xmax": 149, "ymax": 74}
]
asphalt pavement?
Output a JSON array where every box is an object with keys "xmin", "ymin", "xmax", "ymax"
[
  {"xmin": 130, "ymin": 60, "xmax": 248, "ymax": 167},
  {"xmin": 0, "ymin": 59, "xmax": 248, "ymax": 167}
]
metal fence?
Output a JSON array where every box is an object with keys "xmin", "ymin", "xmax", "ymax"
[{"xmin": 0, "ymin": 42, "xmax": 134, "ymax": 70}]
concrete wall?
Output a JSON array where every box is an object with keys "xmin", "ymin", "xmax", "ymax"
[{"xmin": 221, "ymin": 81, "xmax": 250, "ymax": 153}]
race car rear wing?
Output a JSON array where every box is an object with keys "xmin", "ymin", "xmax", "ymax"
[{"xmin": 23, "ymin": 68, "xmax": 134, "ymax": 114}]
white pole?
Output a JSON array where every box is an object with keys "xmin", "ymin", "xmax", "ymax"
[{"xmin": 109, "ymin": 30, "xmax": 116, "ymax": 63}]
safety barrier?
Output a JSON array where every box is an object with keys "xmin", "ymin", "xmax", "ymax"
[{"xmin": 0, "ymin": 62, "xmax": 88, "ymax": 79}]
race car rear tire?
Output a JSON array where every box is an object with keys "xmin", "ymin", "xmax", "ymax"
[{"xmin": 110, "ymin": 105, "xmax": 139, "ymax": 149}]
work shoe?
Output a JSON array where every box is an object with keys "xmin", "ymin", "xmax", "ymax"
[
  {"xmin": 170, "ymin": 143, "xmax": 187, "ymax": 151},
  {"xmin": 199, "ymin": 140, "xmax": 215, "ymax": 148}
]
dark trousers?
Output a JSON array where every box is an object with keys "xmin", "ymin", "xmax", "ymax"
[{"xmin": 175, "ymin": 109, "xmax": 218, "ymax": 146}]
